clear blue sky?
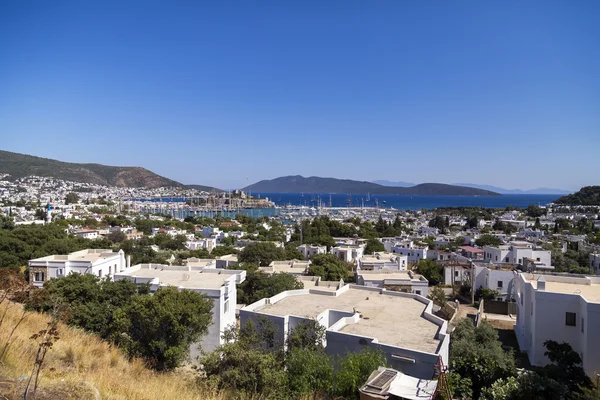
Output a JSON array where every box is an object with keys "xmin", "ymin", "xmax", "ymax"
[{"xmin": 1, "ymin": 1, "xmax": 598, "ymax": 190}]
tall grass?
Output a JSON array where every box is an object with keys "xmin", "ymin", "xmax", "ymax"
[{"xmin": 0, "ymin": 300, "xmax": 225, "ymax": 400}]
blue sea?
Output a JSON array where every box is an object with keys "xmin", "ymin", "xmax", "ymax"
[{"xmin": 254, "ymin": 193, "xmax": 560, "ymax": 210}]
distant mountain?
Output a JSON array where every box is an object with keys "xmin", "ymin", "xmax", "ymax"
[
  {"xmin": 453, "ymin": 183, "xmax": 571, "ymax": 195},
  {"xmin": 243, "ymin": 176, "xmax": 500, "ymax": 196},
  {"xmin": 372, "ymin": 180, "xmax": 415, "ymax": 187},
  {"xmin": 185, "ymin": 184, "xmax": 224, "ymax": 193},
  {"xmin": 554, "ymin": 186, "xmax": 600, "ymax": 206},
  {"xmin": 0, "ymin": 150, "xmax": 217, "ymax": 189}
]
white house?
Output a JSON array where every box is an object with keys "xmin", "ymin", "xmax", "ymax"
[
  {"xmin": 71, "ymin": 229, "xmax": 100, "ymax": 240},
  {"xmin": 240, "ymin": 285, "xmax": 449, "ymax": 379},
  {"xmin": 216, "ymin": 254, "xmax": 238, "ymax": 269},
  {"xmin": 514, "ymin": 273, "xmax": 600, "ymax": 378},
  {"xmin": 389, "ymin": 242, "xmax": 428, "ymax": 265},
  {"xmin": 355, "ymin": 270, "xmax": 429, "ymax": 297},
  {"xmin": 484, "ymin": 243, "xmax": 551, "ymax": 267},
  {"xmin": 114, "ymin": 264, "xmax": 246, "ymax": 354},
  {"xmin": 297, "ymin": 244, "xmax": 327, "ymax": 259},
  {"xmin": 356, "ymin": 252, "xmax": 408, "ymax": 271},
  {"xmin": 259, "ymin": 260, "xmax": 311, "ymax": 276},
  {"xmin": 331, "ymin": 244, "xmax": 365, "ymax": 263},
  {"xmin": 590, "ymin": 254, "xmax": 600, "ymax": 274},
  {"xmin": 186, "ymin": 237, "xmax": 217, "ymax": 252},
  {"xmin": 443, "ymin": 261, "xmax": 517, "ymax": 300},
  {"xmin": 28, "ymin": 249, "xmax": 128, "ymax": 288}
]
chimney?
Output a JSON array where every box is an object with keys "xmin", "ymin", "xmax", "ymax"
[
  {"xmin": 537, "ymin": 276, "xmax": 546, "ymax": 291},
  {"xmin": 126, "ymin": 255, "xmax": 131, "ymax": 271}
]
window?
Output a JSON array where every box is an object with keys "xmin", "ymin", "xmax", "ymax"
[
  {"xmin": 224, "ymin": 300, "xmax": 229, "ymax": 314},
  {"xmin": 497, "ymin": 281, "xmax": 503, "ymax": 288},
  {"xmin": 98, "ymin": 269, "xmax": 102, "ymax": 278},
  {"xmin": 581, "ymin": 317, "xmax": 585, "ymax": 333},
  {"xmin": 565, "ymin": 312, "xmax": 576, "ymax": 326},
  {"xmin": 536, "ymin": 258, "xmax": 540, "ymax": 262},
  {"xmin": 34, "ymin": 272, "xmax": 45, "ymax": 282},
  {"xmin": 518, "ymin": 258, "xmax": 522, "ymax": 264},
  {"xmin": 58, "ymin": 269, "xmax": 63, "ymax": 275},
  {"xmin": 109, "ymin": 266, "xmax": 112, "ymax": 275},
  {"xmin": 415, "ymin": 290, "xmax": 421, "ymax": 295},
  {"xmin": 455, "ymin": 271, "xmax": 459, "ymax": 277}
]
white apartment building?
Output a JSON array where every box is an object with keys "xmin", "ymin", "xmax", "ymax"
[
  {"xmin": 28, "ymin": 249, "xmax": 128, "ymax": 287},
  {"xmin": 114, "ymin": 264, "xmax": 246, "ymax": 354},
  {"xmin": 259, "ymin": 260, "xmax": 311, "ymax": 275},
  {"xmin": 515, "ymin": 273, "xmax": 600, "ymax": 377},
  {"xmin": 240, "ymin": 285, "xmax": 449, "ymax": 379},
  {"xmin": 331, "ymin": 244, "xmax": 365, "ymax": 263},
  {"xmin": 484, "ymin": 243, "xmax": 551, "ymax": 267},
  {"xmin": 71, "ymin": 229, "xmax": 100, "ymax": 239},
  {"xmin": 297, "ymin": 244, "xmax": 327, "ymax": 259},
  {"xmin": 356, "ymin": 252, "xmax": 408, "ymax": 271},
  {"xmin": 216, "ymin": 254, "xmax": 238, "ymax": 269},
  {"xmin": 355, "ymin": 270, "xmax": 429, "ymax": 297},
  {"xmin": 443, "ymin": 262, "xmax": 517, "ymax": 300},
  {"xmin": 389, "ymin": 242, "xmax": 428, "ymax": 265},
  {"xmin": 186, "ymin": 237, "xmax": 217, "ymax": 252},
  {"xmin": 590, "ymin": 254, "xmax": 600, "ymax": 274},
  {"xmin": 199, "ymin": 226, "xmax": 222, "ymax": 238}
]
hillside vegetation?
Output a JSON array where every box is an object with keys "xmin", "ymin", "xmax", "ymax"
[
  {"xmin": 555, "ymin": 186, "xmax": 600, "ymax": 206},
  {"xmin": 243, "ymin": 175, "xmax": 500, "ymax": 196},
  {"xmin": 0, "ymin": 150, "xmax": 183, "ymax": 189},
  {"xmin": 0, "ymin": 300, "xmax": 221, "ymax": 400}
]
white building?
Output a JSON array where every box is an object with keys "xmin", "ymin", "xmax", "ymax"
[
  {"xmin": 355, "ymin": 270, "xmax": 429, "ymax": 297},
  {"xmin": 356, "ymin": 252, "xmax": 408, "ymax": 271},
  {"xmin": 331, "ymin": 244, "xmax": 365, "ymax": 263},
  {"xmin": 71, "ymin": 229, "xmax": 100, "ymax": 240},
  {"xmin": 186, "ymin": 237, "xmax": 217, "ymax": 252},
  {"xmin": 216, "ymin": 254, "xmax": 238, "ymax": 269},
  {"xmin": 259, "ymin": 260, "xmax": 311, "ymax": 275},
  {"xmin": 484, "ymin": 243, "xmax": 551, "ymax": 267},
  {"xmin": 199, "ymin": 226, "xmax": 222, "ymax": 238},
  {"xmin": 240, "ymin": 285, "xmax": 449, "ymax": 379},
  {"xmin": 297, "ymin": 244, "xmax": 327, "ymax": 259},
  {"xmin": 590, "ymin": 254, "xmax": 600, "ymax": 274},
  {"xmin": 389, "ymin": 242, "xmax": 428, "ymax": 265},
  {"xmin": 443, "ymin": 261, "xmax": 517, "ymax": 300},
  {"xmin": 114, "ymin": 263, "xmax": 246, "ymax": 354},
  {"xmin": 514, "ymin": 273, "xmax": 600, "ymax": 377},
  {"xmin": 28, "ymin": 249, "xmax": 128, "ymax": 288}
]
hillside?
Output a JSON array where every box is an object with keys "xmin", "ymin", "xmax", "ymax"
[
  {"xmin": 554, "ymin": 186, "xmax": 600, "ymax": 206},
  {"xmin": 0, "ymin": 150, "xmax": 218, "ymax": 190},
  {"xmin": 243, "ymin": 175, "xmax": 500, "ymax": 196},
  {"xmin": 0, "ymin": 300, "xmax": 221, "ymax": 400},
  {"xmin": 453, "ymin": 183, "xmax": 571, "ymax": 195}
]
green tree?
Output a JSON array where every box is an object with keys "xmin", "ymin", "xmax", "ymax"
[
  {"xmin": 475, "ymin": 234, "xmax": 503, "ymax": 247},
  {"xmin": 108, "ymin": 230, "xmax": 127, "ymax": 243},
  {"xmin": 65, "ymin": 192, "xmax": 79, "ymax": 204},
  {"xmin": 307, "ymin": 254, "xmax": 353, "ymax": 282},
  {"xmin": 428, "ymin": 285, "xmax": 447, "ymax": 306},
  {"xmin": 364, "ymin": 238, "xmax": 385, "ymax": 255},
  {"xmin": 114, "ymin": 286, "xmax": 213, "ymax": 371},
  {"xmin": 450, "ymin": 319, "xmax": 516, "ymax": 399},
  {"xmin": 236, "ymin": 271, "xmax": 303, "ymax": 304},
  {"xmin": 332, "ymin": 348, "xmax": 388, "ymax": 399},
  {"xmin": 238, "ymin": 242, "xmax": 286, "ymax": 266},
  {"xmin": 414, "ymin": 259, "xmax": 443, "ymax": 286}
]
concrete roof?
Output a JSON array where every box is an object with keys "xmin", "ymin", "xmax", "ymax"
[
  {"xmin": 357, "ymin": 270, "xmax": 426, "ymax": 282},
  {"xmin": 527, "ymin": 276, "xmax": 600, "ymax": 303},
  {"xmin": 256, "ymin": 287, "xmax": 440, "ymax": 353},
  {"xmin": 117, "ymin": 265, "xmax": 233, "ymax": 289},
  {"xmin": 30, "ymin": 249, "xmax": 119, "ymax": 263}
]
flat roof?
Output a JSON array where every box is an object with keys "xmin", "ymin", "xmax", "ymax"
[
  {"xmin": 31, "ymin": 249, "xmax": 118, "ymax": 263},
  {"xmin": 256, "ymin": 288, "xmax": 440, "ymax": 353},
  {"xmin": 358, "ymin": 271, "xmax": 425, "ymax": 282},
  {"xmin": 118, "ymin": 266, "xmax": 232, "ymax": 289},
  {"xmin": 527, "ymin": 276, "xmax": 600, "ymax": 303}
]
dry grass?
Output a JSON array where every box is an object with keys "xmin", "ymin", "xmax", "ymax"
[{"xmin": 0, "ymin": 300, "xmax": 226, "ymax": 400}]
